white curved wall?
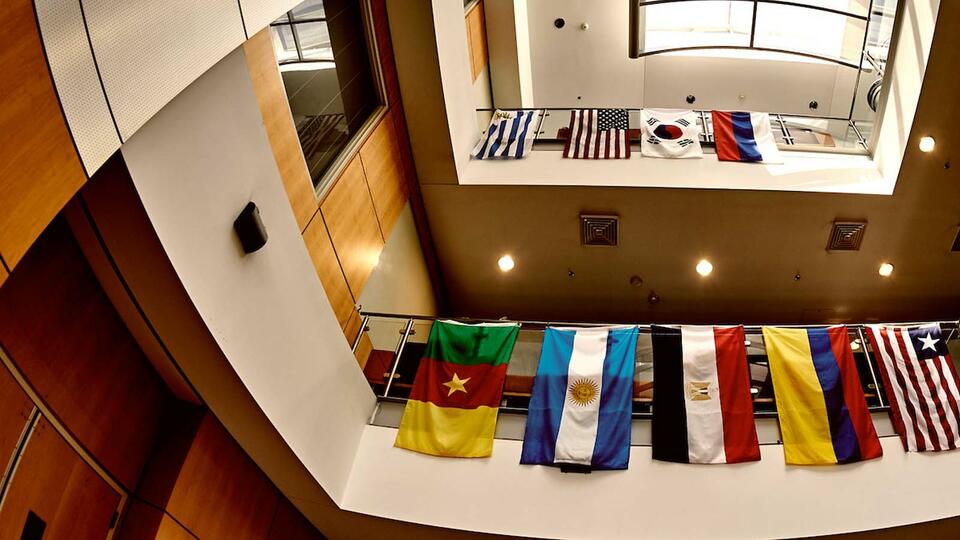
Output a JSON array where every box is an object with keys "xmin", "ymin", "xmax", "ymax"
[{"xmin": 343, "ymin": 425, "xmax": 960, "ymax": 539}]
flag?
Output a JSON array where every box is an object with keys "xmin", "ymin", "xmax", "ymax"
[
  {"xmin": 762, "ymin": 326, "xmax": 882, "ymax": 465},
  {"xmin": 562, "ymin": 109, "xmax": 631, "ymax": 159},
  {"xmin": 651, "ymin": 325, "xmax": 760, "ymax": 464},
  {"xmin": 865, "ymin": 324, "xmax": 960, "ymax": 452},
  {"xmin": 395, "ymin": 321, "xmax": 519, "ymax": 457},
  {"xmin": 520, "ymin": 326, "xmax": 638, "ymax": 470},
  {"xmin": 640, "ymin": 108, "xmax": 702, "ymax": 158},
  {"xmin": 472, "ymin": 109, "xmax": 541, "ymax": 159},
  {"xmin": 711, "ymin": 111, "xmax": 782, "ymax": 164}
]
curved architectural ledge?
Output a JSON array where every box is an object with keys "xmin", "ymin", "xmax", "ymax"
[
  {"xmin": 343, "ymin": 425, "xmax": 960, "ymax": 539},
  {"xmin": 460, "ymin": 151, "xmax": 890, "ymax": 195}
]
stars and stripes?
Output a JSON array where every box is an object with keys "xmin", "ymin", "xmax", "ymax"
[
  {"xmin": 562, "ymin": 109, "xmax": 631, "ymax": 159},
  {"xmin": 472, "ymin": 109, "xmax": 542, "ymax": 160},
  {"xmin": 865, "ymin": 324, "xmax": 960, "ymax": 452}
]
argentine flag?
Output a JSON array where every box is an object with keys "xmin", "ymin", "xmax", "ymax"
[{"xmin": 520, "ymin": 326, "xmax": 638, "ymax": 470}]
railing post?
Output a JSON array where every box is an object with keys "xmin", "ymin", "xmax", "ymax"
[
  {"xmin": 351, "ymin": 315, "xmax": 369, "ymax": 354},
  {"xmin": 857, "ymin": 326, "xmax": 884, "ymax": 408},
  {"xmin": 382, "ymin": 318, "xmax": 415, "ymax": 399}
]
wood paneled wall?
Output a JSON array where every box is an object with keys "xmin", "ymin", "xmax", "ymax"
[
  {"xmin": 0, "ymin": 0, "xmax": 88, "ymax": 270},
  {"xmin": 243, "ymin": 0, "xmax": 440, "ymax": 355},
  {"xmin": 0, "ymin": 218, "xmax": 172, "ymax": 491},
  {"xmin": 465, "ymin": 1, "xmax": 488, "ymax": 82}
]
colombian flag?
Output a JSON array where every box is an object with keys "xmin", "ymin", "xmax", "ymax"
[
  {"xmin": 763, "ymin": 326, "xmax": 882, "ymax": 465},
  {"xmin": 395, "ymin": 321, "xmax": 519, "ymax": 458}
]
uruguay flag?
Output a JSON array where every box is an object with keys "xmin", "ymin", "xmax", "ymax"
[
  {"xmin": 711, "ymin": 111, "xmax": 782, "ymax": 164},
  {"xmin": 520, "ymin": 326, "xmax": 638, "ymax": 470}
]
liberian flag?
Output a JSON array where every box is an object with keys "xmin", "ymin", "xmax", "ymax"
[
  {"xmin": 865, "ymin": 324, "xmax": 960, "ymax": 452},
  {"xmin": 711, "ymin": 111, "xmax": 782, "ymax": 164},
  {"xmin": 472, "ymin": 109, "xmax": 542, "ymax": 159},
  {"xmin": 651, "ymin": 326, "xmax": 760, "ymax": 464},
  {"xmin": 763, "ymin": 326, "xmax": 882, "ymax": 465},
  {"xmin": 640, "ymin": 109, "xmax": 702, "ymax": 159},
  {"xmin": 395, "ymin": 321, "xmax": 519, "ymax": 457},
  {"xmin": 562, "ymin": 109, "xmax": 630, "ymax": 159},
  {"xmin": 520, "ymin": 326, "xmax": 638, "ymax": 470}
]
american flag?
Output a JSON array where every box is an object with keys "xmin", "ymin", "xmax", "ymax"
[
  {"xmin": 866, "ymin": 324, "xmax": 960, "ymax": 451},
  {"xmin": 563, "ymin": 109, "xmax": 630, "ymax": 159}
]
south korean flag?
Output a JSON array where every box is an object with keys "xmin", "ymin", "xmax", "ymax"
[{"xmin": 640, "ymin": 109, "xmax": 703, "ymax": 159}]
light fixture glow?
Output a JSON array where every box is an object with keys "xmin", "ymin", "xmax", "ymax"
[
  {"xmin": 919, "ymin": 136, "xmax": 936, "ymax": 153},
  {"xmin": 878, "ymin": 262, "xmax": 894, "ymax": 277},
  {"xmin": 744, "ymin": 339, "xmax": 752, "ymax": 347},
  {"xmin": 498, "ymin": 255, "xmax": 515, "ymax": 272},
  {"xmin": 696, "ymin": 259, "xmax": 713, "ymax": 277},
  {"xmin": 851, "ymin": 340, "xmax": 861, "ymax": 351}
]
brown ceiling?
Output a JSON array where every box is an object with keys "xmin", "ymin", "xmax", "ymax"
[{"xmin": 419, "ymin": 4, "xmax": 960, "ymax": 325}]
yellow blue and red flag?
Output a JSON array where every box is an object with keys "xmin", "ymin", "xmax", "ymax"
[{"xmin": 763, "ymin": 326, "xmax": 882, "ymax": 465}]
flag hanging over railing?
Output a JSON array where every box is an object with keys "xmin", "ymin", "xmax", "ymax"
[
  {"xmin": 394, "ymin": 321, "xmax": 520, "ymax": 457},
  {"xmin": 471, "ymin": 109, "xmax": 542, "ymax": 160},
  {"xmin": 520, "ymin": 326, "xmax": 638, "ymax": 470},
  {"xmin": 865, "ymin": 324, "xmax": 960, "ymax": 452},
  {"xmin": 763, "ymin": 326, "xmax": 882, "ymax": 465},
  {"xmin": 712, "ymin": 111, "xmax": 783, "ymax": 164},
  {"xmin": 651, "ymin": 325, "xmax": 761, "ymax": 464},
  {"xmin": 562, "ymin": 109, "xmax": 631, "ymax": 159}
]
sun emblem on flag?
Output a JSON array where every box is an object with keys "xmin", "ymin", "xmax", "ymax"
[{"xmin": 568, "ymin": 378, "xmax": 599, "ymax": 406}]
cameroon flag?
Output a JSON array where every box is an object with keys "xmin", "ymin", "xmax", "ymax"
[{"xmin": 395, "ymin": 321, "xmax": 520, "ymax": 457}]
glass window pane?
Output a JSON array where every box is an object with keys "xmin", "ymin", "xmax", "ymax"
[
  {"xmin": 643, "ymin": 1, "xmax": 752, "ymax": 53},
  {"xmin": 295, "ymin": 21, "xmax": 333, "ymax": 61},
  {"xmin": 291, "ymin": 0, "xmax": 325, "ymax": 20},
  {"xmin": 786, "ymin": 0, "xmax": 869, "ymax": 17},
  {"xmin": 270, "ymin": 25, "xmax": 299, "ymax": 63},
  {"xmin": 753, "ymin": 4, "xmax": 866, "ymax": 62}
]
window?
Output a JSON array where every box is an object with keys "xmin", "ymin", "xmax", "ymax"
[{"xmin": 270, "ymin": 0, "xmax": 384, "ymax": 189}]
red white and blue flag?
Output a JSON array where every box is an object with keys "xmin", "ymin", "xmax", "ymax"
[
  {"xmin": 711, "ymin": 111, "xmax": 782, "ymax": 164},
  {"xmin": 640, "ymin": 109, "xmax": 702, "ymax": 159},
  {"xmin": 563, "ymin": 109, "xmax": 631, "ymax": 159},
  {"xmin": 865, "ymin": 324, "xmax": 960, "ymax": 452}
]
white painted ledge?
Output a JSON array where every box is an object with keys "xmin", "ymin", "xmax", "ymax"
[{"xmin": 460, "ymin": 150, "xmax": 894, "ymax": 195}]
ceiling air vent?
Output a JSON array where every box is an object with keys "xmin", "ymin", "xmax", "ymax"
[
  {"xmin": 581, "ymin": 214, "xmax": 619, "ymax": 246},
  {"xmin": 952, "ymin": 227, "xmax": 960, "ymax": 252},
  {"xmin": 827, "ymin": 221, "xmax": 867, "ymax": 251}
]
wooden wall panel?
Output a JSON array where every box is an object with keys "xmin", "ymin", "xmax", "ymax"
[
  {"xmin": 0, "ymin": 0, "xmax": 88, "ymax": 269},
  {"xmin": 360, "ymin": 108, "xmax": 410, "ymax": 240},
  {"xmin": 303, "ymin": 213, "xmax": 357, "ymax": 332},
  {"xmin": 244, "ymin": 28, "xmax": 317, "ymax": 232},
  {"xmin": 162, "ymin": 413, "xmax": 280, "ymax": 540},
  {"xmin": 0, "ymin": 418, "xmax": 120, "ymax": 540},
  {"xmin": 118, "ymin": 501, "xmax": 194, "ymax": 540},
  {"xmin": 0, "ymin": 218, "xmax": 171, "ymax": 490},
  {"xmin": 354, "ymin": 331, "xmax": 374, "ymax": 369},
  {"xmin": 267, "ymin": 498, "xmax": 324, "ymax": 540},
  {"xmin": 0, "ymin": 365, "xmax": 34, "ymax": 475},
  {"xmin": 0, "ymin": 264, "xmax": 6, "ymax": 288},
  {"xmin": 466, "ymin": 1, "xmax": 488, "ymax": 81},
  {"xmin": 320, "ymin": 156, "xmax": 385, "ymax": 297}
]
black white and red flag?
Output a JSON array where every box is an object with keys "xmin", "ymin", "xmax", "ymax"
[
  {"xmin": 865, "ymin": 324, "xmax": 960, "ymax": 451},
  {"xmin": 562, "ymin": 109, "xmax": 630, "ymax": 159}
]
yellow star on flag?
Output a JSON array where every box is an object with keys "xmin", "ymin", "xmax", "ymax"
[{"xmin": 442, "ymin": 373, "xmax": 471, "ymax": 396}]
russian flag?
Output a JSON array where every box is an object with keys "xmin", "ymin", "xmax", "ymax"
[
  {"xmin": 651, "ymin": 325, "xmax": 761, "ymax": 464},
  {"xmin": 762, "ymin": 326, "xmax": 883, "ymax": 465},
  {"xmin": 520, "ymin": 326, "xmax": 638, "ymax": 470},
  {"xmin": 711, "ymin": 111, "xmax": 782, "ymax": 164}
]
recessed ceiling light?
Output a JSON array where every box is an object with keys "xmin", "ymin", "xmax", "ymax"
[
  {"xmin": 851, "ymin": 340, "xmax": 861, "ymax": 351},
  {"xmin": 744, "ymin": 339, "xmax": 752, "ymax": 347},
  {"xmin": 696, "ymin": 259, "xmax": 713, "ymax": 277},
  {"xmin": 878, "ymin": 262, "xmax": 894, "ymax": 277},
  {"xmin": 498, "ymin": 255, "xmax": 515, "ymax": 272},
  {"xmin": 919, "ymin": 136, "xmax": 936, "ymax": 153}
]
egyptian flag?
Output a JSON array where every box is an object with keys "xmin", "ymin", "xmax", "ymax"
[
  {"xmin": 711, "ymin": 111, "xmax": 782, "ymax": 163},
  {"xmin": 521, "ymin": 326, "xmax": 638, "ymax": 470},
  {"xmin": 651, "ymin": 326, "xmax": 761, "ymax": 464},
  {"xmin": 640, "ymin": 109, "xmax": 702, "ymax": 159},
  {"xmin": 763, "ymin": 326, "xmax": 882, "ymax": 465},
  {"xmin": 395, "ymin": 321, "xmax": 519, "ymax": 458}
]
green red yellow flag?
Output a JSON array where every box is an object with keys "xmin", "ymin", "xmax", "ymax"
[{"xmin": 394, "ymin": 320, "xmax": 520, "ymax": 457}]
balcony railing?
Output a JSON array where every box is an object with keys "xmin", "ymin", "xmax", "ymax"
[{"xmin": 356, "ymin": 313, "xmax": 960, "ymax": 441}]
